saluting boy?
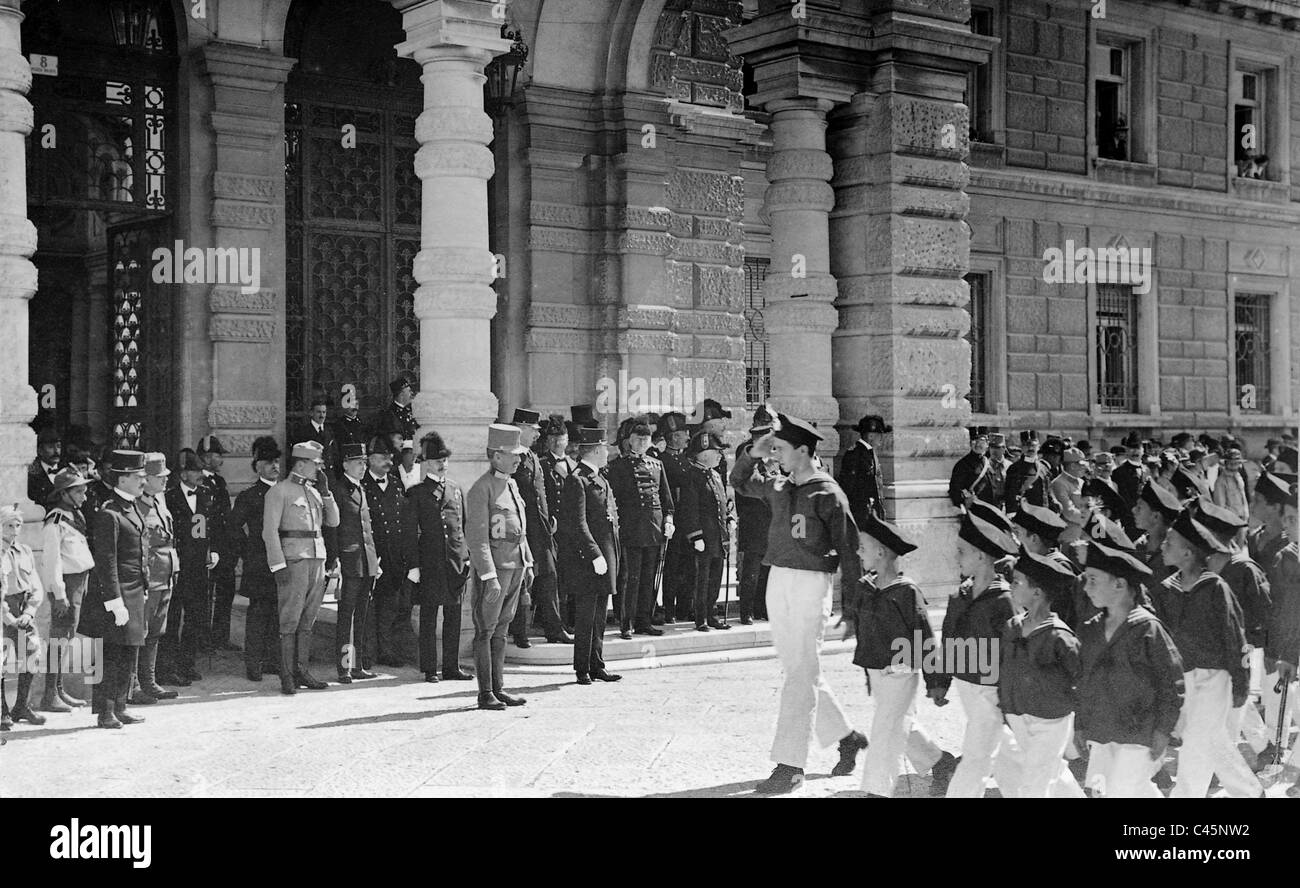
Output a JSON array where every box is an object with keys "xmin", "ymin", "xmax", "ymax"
[
  {"xmin": 1076, "ymin": 538, "xmax": 1184, "ymax": 798},
  {"xmin": 929, "ymin": 499, "xmax": 1022, "ymax": 799},
  {"xmin": 1153, "ymin": 509, "xmax": 1261, "ymax": 798},
  {"xmin": 1000, "ymin": 547, "xmax": 1085, "ymax": 798},
  {"xmin": 851, "ymin": 512, "xmax": 956, "ymax": 798}
]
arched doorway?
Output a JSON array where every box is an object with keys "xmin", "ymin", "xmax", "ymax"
[
  {"xmin": 283, "ymin": 0, "xmax": 424, "ymax": 427},
  {"xmin": 22, "ymin": 0, "xmax": 180, "ymax": 457}
]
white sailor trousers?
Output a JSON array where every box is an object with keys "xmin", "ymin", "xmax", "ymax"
[
  {"xmin": 1172, "ymin": 668, "xmax": 1262, "ymax": 799},
  {"xmin": 946, "ymin": 681, "xmax": 1022, "ymax": 798},
  {"xmin": 1005, "ymin": 712, "xmax": 1084, "ymax": 798},
  {"xmin": 766, "ymin": 566, "xmax": 852, "ymax": 769},
  {"xmin": 1260, "ymin": 662, "xmax": 1298, "ymax": 739},
  {"xmin": 861, "ymin": 669, "xmax": 942, "ymax": 796},
  {"xmin": 1231, "ymin": 647, "xmax": 1270, "ymax": 753},
  {"xmin": 1086, "ymin": 742, "xmax": 1163, "ymax": 799}
]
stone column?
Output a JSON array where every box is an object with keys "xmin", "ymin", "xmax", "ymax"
[
  {"xmin": 197, "ymin": 44, "xmax": 294, "ymax": 487},
  {"xmin": 393, "ymin": 0, "xmax": 509, "ymax": 485},
  {"xmin": 762, "ymin": 99, "xmax": 840, "ymax": 434},
  {"xmin": 0, "ymin": 0, "xmax": 39, "ymax": 516}
]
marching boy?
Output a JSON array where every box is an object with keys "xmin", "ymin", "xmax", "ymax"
[
  {"xmin": 1076, "ymin": 538, "xmax": 1184, "ymax": 798},
  {"xmin": 851, "ymin": 512, "xmax": 956, "ymax": 797},
  {"xmin": 1153, "ymin": 509, "xmax": 1261, "ymax": 798},
  {"xmin": 999, "ymin": 547, "xmax": 1085, "ymax": 798},
  {"xmin": 929, "ymin": 500, "xmax": 1021, "ymax": 798}
]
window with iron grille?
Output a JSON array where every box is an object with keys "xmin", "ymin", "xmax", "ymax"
[
  {"xmin": 1235, "ymin": 292, "xmax": 1272, "ymax": 413},
  {"xmin": 744, "ymin": 257, "xmax": 770, "ymax": 407},
  {"xmin": 1096, "ymin": 284, "xmax": 1138, "ymax": 413},
  {"xmin": 965, "ymin": 272, "xmax": 989, "ymax": 413}
]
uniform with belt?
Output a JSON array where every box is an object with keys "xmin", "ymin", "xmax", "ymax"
[
  {"xmin": 511, "ymin": 432, "xmax": 564, "ymax": 644},
  {"xmin": 734, "ymin": 440, "xmax": 773, "ymax": 623},
  {"xmin": 404, "ymin": 436, "xmax": 471, "ymax": 681},
  {"xmin": 606, "ymin": 445, "xmax": 673, "ymax": 635},
  {"xmin": 2, "ymin": 506, "xmax": 48, "ymax": 726},
  {"xmin": 134, "ymin": 453, "xmax": 180, "ymax": 703},
  {"xmin": 263, "ymin": 441, "xmax": 340, "ymax": 694},
  {"xmin": 363, "ymin": 452, "xmax": 414, "ymax": 669},
  {"xmin": 465, "ymin": 424, "xmax": 534, "ymax": 706},
  {"xmin": 540, "ymin": 445, "xmax": 577, "ymax": 630},
  {"xmin": 39, "ymin": 469, "xmax": 94, "ymax": 711},
  {"xmin": 559, "ymin": 429, "xmax": 620, "ymax": 682},
  {"xmin": 677, "ymin": 437, "xmax": 730, "ymax": 631}
]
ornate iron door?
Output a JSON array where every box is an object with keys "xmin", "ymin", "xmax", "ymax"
[
  {"xmin": 284, "ymin": 83, "xmax": 421, "ymax": 425},
  {"xmin": 108, "ymin": 217, "xmax": 174, "ymax": 452}
]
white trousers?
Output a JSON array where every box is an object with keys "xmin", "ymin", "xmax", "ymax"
[
  {"xmin": 1233, "ymin": 647, "xmax": 1270, "ymax": 753},
  {"xmin": 1086, "ymin": 742, "xmax": 1163, "ymax": 799},
  {"xmin": 861, "ymin": 669, "xmax": 942, "ymax": 797},
  {"xmin": 767, "ymin": 567, "xmax": 852, "ymax": 769},
  {"xmin": 1004, "ymin": 713, "xmax": 1085, "ymax": 798},
  {"xmin": 1172, "ymin": 668, "xmax": 1262, "ymax": 799},
  {"xmin": 946, "ymin": 681, "xmax": 1023, "ymax": 798}
]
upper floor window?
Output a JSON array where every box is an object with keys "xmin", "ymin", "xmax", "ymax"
[
  {"xmin": 966, "ymin": 8, "xmax": 994, "ymax": 143},
  {"xmin": 1234, "ymin": 67, "xmax": 1274, "ymax": 180},
  {"xmin": 1094, "ymin": 43, "xmax": 1130, "ymax": 161}
]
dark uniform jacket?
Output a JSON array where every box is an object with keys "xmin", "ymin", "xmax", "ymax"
[
  {"xmin": 1076, "ymin": 605, "xmax": 1185, "ymax": 747},
  {"xmin": 1264, "ymin": 542, "xmax": 1300, "ymax": 667},
  {"xmin": 514, "ymin": 449, "xmax": 557, "ymax": 574},
  {"xmin": 78, "ymin": 492, "xmax": 150, "ymax": 646},
  {"xmin": 27, "ymin": 458, "xmax": 61, "ymax": 510},
  {"xmin": 539, "ymin": 451, "xmax": 576, "ymax": 521},
  {"xmin": 852, "ymin": 575, "xmax": 940, "ymax": 688},
  {"xmin": 558, "ymin": 461, "xmax": 619, "ymax": 597},
  {"xmin": 403, "ymin": 475, "xmax": 470, "ymax": 607},
  {"xmin": 730, "ymin": 448, "xmax": 867, "ymax": 608},
  {"xmin": 998, "ymin": 613, "xmax": 1081, "ymax": 719},
  {"xmin": 606, "ymin": 451, "xmax": 674, "ymax": 548},
  {"xmin": 361, "ymin": 471, "xmax": 407, "ymax": 574},
  {"xmin": 1004, "ymin": 458, "xmax": 1052, "ymax": 512},
  {"xmin": 661, "ymin": 449, "xmax": 689, "ymax": 519},
  {"xmin": 947, "ymin": 450, "xmax": 988, "ymax": 508},
  {"xmin": 326, "ymin": 475, "xmax": 379, "ymax": 578},
  {"xmin": 1219, "ymin": 553, "xmax": 1271, "ymax": 649},
  {"xmin": 166, "ymin": 482, "xmax": 213, "ymax": 573},
  {"xmin": 677, "ymin": 459, "xmax": 729, "ymax": 556},
  {"xmin": 1248, "ymin": 528, "xmax": 1287, "ymax": 570},
  {"xmin": 1149, "ymin": 571, "xmax": 1250, "ymax": 703},
  {"xmin": 837, "ymin": 440, "xmax": 886, "ymax": 525},
  {"xmin": 733, "ymin": 442, "xmax": 772, "ymax": 556},
  {"xmin": 373, "ymin": 401, "xmax": 419, "ymax": 443},
  {"xmin": 1112, "ymin": 459, "xmax": 1148, "ymax": 508},
  {"xmin": 201, "ymin": 470, "xmax": 233, "ymax": 559},
  {"xmin": 81, "ymin": 479, "xmax": 116, "ymax": 549},
  {"xmin": 331, "ymin": 415, "xmax": 370, "ymax": 474},
  {"xmin": 230, "ymin": 479, "xmax": 275, "ymax": 595},
  {"xmin": 936, "ymin": 577, "xmax": 1015, "ymax": 690}
]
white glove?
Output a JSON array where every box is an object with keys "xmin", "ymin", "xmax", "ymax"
[
  {"xmin": 693, "ymin": 539, "xmax": 705, "ymax": 552},
  {"xmin": 592, "ymin": 555, "xmax": 608, "ymax": 576},
  {"xmin": 105, "ymin": 597, "xmax": 129, "ymax": 627},
  {"xmin": 663, "ymin": 519, "xmax": 675, "ymax": 540},
  {"xmin": 207, "ymin": 552, "xmax": 220, "ymax": 570},
  {"xmin": 375, "ymin": 560, "xmax": 383, "ymax": 580},
  {"xmin": 407, "ymin": 567, "xmax": 420, "ymax": 583}
]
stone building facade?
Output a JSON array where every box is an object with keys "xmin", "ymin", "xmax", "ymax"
[{"xmin": 1, "ymin": 0, "xmax": 1296, "ymax": 595}]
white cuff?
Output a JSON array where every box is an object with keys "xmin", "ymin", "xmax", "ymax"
[
  {"xmin": 269, "ymin": 563, "xmax": 286, "ymax": 573},
  {"xmin": 479, "ymin": 572, "xmax": 497, "ymax": 582}
]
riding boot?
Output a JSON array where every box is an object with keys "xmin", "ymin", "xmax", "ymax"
[
  {"xmin": 294, "ymin": 626, "xmax": 327, "ymax": 690},
  {"xmin": 39, "ymin": 669, "xmax": 72, "ymax": 713},
  {"xmin": 279, "ymin": 633, "xmax": 297, "ymax": 695}
]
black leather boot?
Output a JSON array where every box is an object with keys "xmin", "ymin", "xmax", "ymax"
[{"xmin": 279, "ymin": 634, "xmax": 297, "ymax": 695}]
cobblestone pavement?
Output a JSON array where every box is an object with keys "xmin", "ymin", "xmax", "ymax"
[{"xmin": 1, "ymin": 647, "xmax": 1294, "ymax": 798}]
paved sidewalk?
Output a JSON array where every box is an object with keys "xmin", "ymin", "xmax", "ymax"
[{"xmin": 1, "ymin": 651, "xmax": 1293, "ymax": 798}]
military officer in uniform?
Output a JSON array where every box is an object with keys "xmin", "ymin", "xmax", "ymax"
[
  {"xmin": 405, "ymin": 431, "xmax": 473, "ymax": 683},
  {"xmin": 948, "ymin": 427, "xmax": 990, "ymax": 511},
  {"xmin": 197, "ymin": 435, "xmax": 238, "ymax": 652},
  {"xmin": 1005, "ymin": 431, "xmax": 1052, "ymax": 512},
  {"xmin": 735, "ymin": 411, "xmax": 775, "ymax": 624},
  {"xmin": 375, "ymin": 376, "xmax": 420, "ymax": 452},
  {"xmin": 331, "ymin": 392, "xmax": 370, "ymax": 478},
  {"xmin": 977, "ymin": 432, "xmax": 1010, "ymax": 506},
  {"xmin": 78, "ymin": 450, "xmax": 151, "ymax": 729},
  {"xmin": 131, "ymin": 453, "xmax": 180, "ymax": 705},
  {"xmin": 263, "ymin": 441, "xmax": 340, "ymax": 695},
  {"xmin": 539, "ymin": 415, "xmax": 576, "ymax": 631},
  {"xmin": 465, "ymin": 424, "xmax": 534, "ymax": 710},
  {"xmin": 657, "ymin": 411, "xmax": 694, "ymax": 622},
  {"xmin": 325, "ymin": 441, "xmax": 381, "ymax": 685},
  {"xmin": 1050, "ymin": 448, "xmax": 1090, "ymax": 544},
  {"xmin": 561, "ymin": 426, "xmax": 622, "ymax": 685},
  {"xmin": 360, "ymin": 436, "xmax": 405, "ymax": 676},
  {"xmin": 509, "ymin": 408, "xmax": 569, "ymax": 647},
  {"xmin": 230, "ymin": 436, "xmax": 282, "ymax": 681},
  {"xmin": 607, "ymin": 416, "xmax": 674, "ymax": 638},
  {"xmin": 2, "ymin": 504, "xmax": 47, "ymax": 727},
  {"xmin": 837, "ymin": 414, "xmax": 889, "ymax": 524},
  {"xmin": 158, "ymin": 450, "xmax": 218, "ymax": 686},
  {"xmin": 678, "ymin": 430, "xmax": 731, "ymax": 632}
]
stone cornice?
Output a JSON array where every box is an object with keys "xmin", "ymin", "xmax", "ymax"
[
  {"xmin": 196, "ymin": 42, "xmax": 295, "ymax": 90},
  {"xmin": 392, "ymin": 0, "xmax": 512, "ymax": 59},
  {"xmin": 968, "ymin": 167, "xmax": 1300, "ymax": 227}
]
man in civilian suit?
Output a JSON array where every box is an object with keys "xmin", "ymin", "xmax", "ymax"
[
  {"xmin": 231, "ymin": 436, "xmax": 282, "ymax": 681},
  {"xmin": 560, "ymin": 426, "xmax": 623, "ymax": 685},
  {"xmin": 158, "ymin": 449, "xmax": 217, "ymax": 686},
  {"xmin": 326, "ymin": 442, "xmax": 380, "ymax": 684},
  {"xmin": 508, "ymin": 408, "xmax": 570, "ymax": 647}
]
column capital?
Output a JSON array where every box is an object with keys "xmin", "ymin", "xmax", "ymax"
[
  {"xmin": 768, "ymin": 98, "xmax": 836, "ymax": 117},
  {"xmin": 391, "ymin": 0, "xmax": 512, "ymax": 60},
  {"xmin": 197, "ymin": 42, "xmax": 296, "ymax": 91}
]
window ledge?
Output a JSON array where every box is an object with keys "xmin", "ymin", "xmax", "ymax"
[
  {"xmin": 1230, "ymin": 176, "xmax": 1290, "ymax": 204},
  {"xmin": 1092, "ymin": 157, "xmax": 1156, "ymax": 188},
  {"xmin": 968, "ymin": 141, "xmax": 1005, "ymax": 169},
  {"xmin": 1228, "ymin": 413, "xmax": 1294, "ymax": 428}
]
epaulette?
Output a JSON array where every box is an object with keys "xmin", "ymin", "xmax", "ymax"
[{"xmin": 44, "ymin": 510, "xmax": 63, "ymax": 525}]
